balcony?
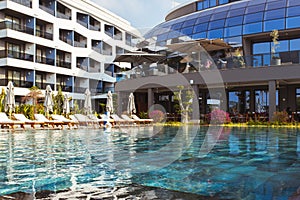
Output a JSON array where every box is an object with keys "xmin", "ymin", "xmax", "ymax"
[
  {"xmin": 92, "ymin": 46, "xmax": 102, "ymax": 54},
  {"xmin": 74, "ymin": 86, "xmax": 86, "ymax": 93},
  {"xmin": 57, "ymin": 85, "xmax": 72, "ymax": 92},
  {"xmin": 39, "ymin": 4, "xmax": 54, "ymax": 16},
  {"xmin": 0, "ymin": 79, "xmax": 33, "ymax": 88},
  {"xmin": 0, "ymin": 50, "xmax": 33, "ymax": 61},
  {"xmin": 36, "ymin": 29, "xmax": 53, "ymax": 40},
  {"xmin": 74, "ymin": 41, "xmax": 87, "ymax": 48},
  {"xmin": 36, "ymin": 56, "xmax": 54, "ymax": 65},
  {"xmin": 35, "ymin": 82, "xmax": 54, "ymax": 90},
  {"xmin": 11, "ymin": 0, "xmax": 32, "ymax": 7},
  {"xmin": 0, "ymin": 21, "xmax": 34, "ymax": 35},
  {"xmin": 89, "ymin": 24, "xmax": 100, "ymax": 31},
  {"xmin": 56, "ymin": 11, "xmax": 71, "ymax": 20},
  {"xmin": 57, "ymin": 60, "xmax": 71, "ymax": 69},
  {"xmin": 77, "ymin": 20, "xmax": 88, "ymax": 28}
]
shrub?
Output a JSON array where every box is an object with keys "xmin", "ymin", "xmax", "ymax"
[
  {"xmin": 139, "ymin": 111, "xmax": 149, "ymax": 119},
  {"xmin": 209, "ymin": 109, "xmax": 231, "ymax": 124},
  {"xmin": 149, "ymin": 110, "xmax": 165, "ymax": 123},
  {"xmin": 272, "ymin": 111, "xmax": 288, "ymax": 124}
]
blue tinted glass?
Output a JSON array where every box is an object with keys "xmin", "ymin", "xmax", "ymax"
[
  {"xmin": 277, "ymin": 40, "xmax": 289, "ymax": 52},
  {"xmin": 248, "ymin": 0, "xmax": 266, "ymax": 6},
  {"xmin": 252, "ymin": 55, "xmax": 262, "ymax": 67},
  {"xmin": 226, "ymin": 16, "xmax": 243, "ymax": 26},
  {"xmin": 182, "ymin": 19, "xmax": 197, "ymax": 28},
  {"xmin": 287, "ymin": 6, "xmax": 300, "ymax": 17},
  {"xmin": 204, "ymin": 0, "xmax": 209, "ymax": 8},
  {"xmin": 207, "ymin": 29, "xmax": 224, "ymax": 38},
  {"xmin": 266, "ymin": 0, "xmax": 286, "ymax": 10},
  {"xmin": 192, "ymin": 32, "xmax": 207, "ymax": 39},
  {"xmin": 290, "ymin": 38, "xmax": 300, "ymax": 50},
  {"xmin": 264, "ymin": 19, "xmax": 285, "ymax": 31},
  {"xmin": 209, "ymin": 19, "xmax": 225, "ymax": 29},
  {"xmin": 230, "ymin": 1, "xmax": 248, "ymax": 9},
  {"xmin": 211, "ymin": 11, "xmax": 228, "ymax": 20},
  {"xmin": 263, "ymin": 54, "xmax": 271, "ymax": 66},
  {"xmin": 286, "ymin": 16, "xmax": 300, "ymax": 28},
  {"xmin": 157, "ymin": 33, "xmax": 168, "ymax": 42},
  {"xmin": 167, "ymin": 31, "xmax": 180, "ymax": 39},
  {"xmin": 193, "ymin": 23, "xmax": 208, "ymax": 33},
  {"xmin": 171, "ymin": 22, "xmax": 183, "ymax": 30},
  {"xmin": 181, "ymin": 27, "xmax": 193, "ymax": 35},
  {"xmin": 219, "ymin": 0, "xmax": 229, "ymax": 4},
  {"xmin": 209, "ymin": 0, "xmax": 216, "ymax": 7},
  {"xmin": 245, "ymin": 4, "xmax": 265, "ymax": 14},
  {"xmin": 244, "ymin": 12, "xmax": 263, "ymax": 23},
  {"xmin": 253, "ymin": 42, "xmax": 270, "ymax": 54},
  {"xmin": 195, "ymin": 15, "xmax": 211, "ymax": 24},
  {"xmin": 224, "ymin": 36, "xmax": 242, "ymax": 45},
  {"xmin": 224, "ymin": 26, "xmax": 242, "ymax": 37},
  {"xmin": 288, "ymin": 0, "xmax": 300, "ymax": 6},
  {"xmin": 243, "ymin": 22, "xmax": 262, "ymax": 34},
  {"xmin": 228, "ymin": 8, "xmax": 245, "ymax": 17},
  {"xmin": 197, "ymin": 2, "xmax": 203, "ymax": 10},
  {"xmin": 264, "ymin": 8, "xmax": 285, "ymax": 20}
]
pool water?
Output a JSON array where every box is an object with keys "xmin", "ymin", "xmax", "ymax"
[{"xmin": 0, "ymin": 126, "xmax": 300, "ymax": 199}]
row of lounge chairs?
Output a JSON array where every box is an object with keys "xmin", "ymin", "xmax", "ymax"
[{"xmin": 0, "ymin": 112, "xmax": 153, "ymax": 130}]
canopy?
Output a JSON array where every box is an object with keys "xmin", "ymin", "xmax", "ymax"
[
  {"xmin": 106, "ymin": 91, "xmax": 114, "ymax": 114},
  {"xmin": 44, "ymin": 85, "xmax": 53, "ymax": 117},
  {"xmin": 84, "ymin": 89, "xmax": 92, "ymax": 115},
  {"xmin": 113, "ymin": 51, "xmax": 165, "ymax": 65},
  {"xmin": 127, "ymin": 93, "xmax": 136, "ymax": 116},
  {"xmin": 5, "ymin": 81, "xmax": 15, "ymax": 117}
]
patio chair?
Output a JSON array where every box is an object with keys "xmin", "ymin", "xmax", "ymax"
[
  {"xmin": 13, "ymin": 114, "xmax": 45, "ymax": 129},
  {"xmin": 34, "ymin": 114, "xmax": 64, "ymax": 129},
  {"xmin": 99, "ymin": 114, "xmax": 115, "ymax": 126},
  {"xmin": 131, "ymin": 114, "xmax": 153, "ymax": 125},
  {"xmin": 0, "ymin": 112, "xmax": 25, "ymax": 130},
  {"xmin": 87, "ymin": 114, "xmax": 105, "ymax": 127},
  {"xmin": 51, "ymin": 114, "xmax": 79, "ymax": 129},
  {"xmin": 73, "ymin": 114, "xmax": 96, "ymax": 127},
  {"xmin": 110, "ymin": 114, "xmax": 130, "ymax": 126},
  {"xmin": 120, "ymin": 114, "xmax": 139, "ymax": 125}
]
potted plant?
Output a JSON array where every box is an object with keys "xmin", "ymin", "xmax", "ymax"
[{"xmin": 270, "ymin": 29, "xmax": 281, "ymax": 65}]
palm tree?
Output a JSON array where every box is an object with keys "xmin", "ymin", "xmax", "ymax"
[
  {"xmin": 0, "ymin": 88, "xmax": 5, "ymax": 112},
  {"xmin": 23, "ymin": 86, "xmax": 43, "ymax": 113}
]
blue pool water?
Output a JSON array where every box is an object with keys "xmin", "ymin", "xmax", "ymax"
[{"xmin": 0, "ymin": 126, "xmax": 300, "ymax": 199}]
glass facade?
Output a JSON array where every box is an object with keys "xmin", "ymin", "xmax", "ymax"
[{"xmin": 145, "ymin": 0, "xmax": 300, "ymax": 47}]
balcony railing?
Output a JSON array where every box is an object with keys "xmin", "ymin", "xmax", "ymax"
[
  {"xmin": 74, "ymin": 86, "xmax": 86, "ymax": 93},
  {"xmin": 36, "ymin": 29, "xmax": 53, "ymax": 40},
  {"xmin": 0, "ymin": 21, "xmax": 34, "ymax": 35},
  {"xmin": 74, "ymin": 41, "xmax": 87, "ymax": 48},
  {"xmin": 102, "ymin": 49, "xmax": 112, "ymax": 56},
  {"xmin": 0, "ymin": 50, "xmax": 33, "ymax": 61},
  {"xmin": 57, "ymin": 60, "xmax": 71, "ymax": 69},
  {"xmin": 114, "ymin": 34, "xmax": 122, "ymax": 41},
  {"xmin": 11, "ymin": 0, "xmax": 32, "ymax": 7},
  {"xmin": 39, "ymin": 4, "xmax": 55, "ymax": 15},
  {"xmin": 0, "ymin": 79, "xmax": 33, "ymax": 88},
  {"xmin": 89, "ymin": 66, "xmax": 101, "ymax": 73},
  {"xmin": 36, "ymin": 55, "xmax": 55, "ymax": 65},
  {"xmin": 35, "ymin": 82, "xmax": 54, "ymax": 90},
  {"xmin": 89, "ymin": 24, "xmax": 100, "ymax": 31},
  {"xmin": 57, "ymin": 85, "xmax": 72, "ymax": 92},
  {"xmin": 92, "ymin": 46, "xmax": 102, "ymax": 54},
  {"xmin": 77, "ymin": 20, "xmax": 88, "ymax": 28},
  {"xmin": 59, "ymin": 35, "xmax": 73, "ymax": 45},
  {"xmin": 56, "ymin": 11, "xmax": 71, "ymax": 20}
]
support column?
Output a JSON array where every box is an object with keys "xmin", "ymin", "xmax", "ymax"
[
  {"xmin": 250, "ymin": 90, "xmax": 255, "ymax": 113},
  {"xmin": 192, "ymin": 84, "xmax": 200, "ymax": 120},
  {"xmin": 148, "ymin": 88, "xmax": 154, "ymax": 110},
  {"xmin": 269, "ymin": 80, "xmax": 276, "ymax": 121}
]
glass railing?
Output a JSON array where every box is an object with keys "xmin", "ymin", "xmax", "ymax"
[
  {"xmin": 57, "ymin": 85, "xmax": 72, "ymax": 92},
  {"xmin": 74, "ymin": 86, "xmax": 86, "ymax": 93},
  {"xmin": 92, "ymin": 47, "xmax": 102, "ymax": 54},
  {"xmin": 35, "ymin": 82, "xmax": 54, "ymax": 90},
  {"xmin": 77, "ymin": 20, "xmax": 88, "ymax": 28},
  {"xmin": 39, "ymin": 4, "xmax": 55, "ymax": 15},
  {"xmin": 0, "ymin": 50, "xmax": 34, "ymax": 61},
  {"xmin": 11, "ymin": 0, "xmax": 32, "ymax": 7},
  {"xmin": 0, "ymin": 79, "xmax": 33, "ymax": 88},
  {"xmin": 74, "ymin": 41, "xmax": 87, "ymax": 48},
  {"xmin": 89, "ymin": 24, "xmax": 100, "ymax": 31},
  {"xmin": 102, "ymin": 49, "xmax": 112, "ymax": 56},
  {"xmin": 57, "ymin": 60, "xmax": 71, "ymax": 69},
  {"xmin": 56, "ymin": 11, "xmax": 71, "ymax": 20},
  {"xmin": 36, "ymin": 29, "xmax": 53, "ymax": 40},
  {"xmin": 89, "ymin": 66, "xmax": 101, "ymax": 73},
  {"xmin": 114, "ymin": 34, "xmax": 122, "ymax": 41},
  {"xmin": 0, "ymin": 21, "xmax": 34, "ymax": 35},
  {"xmin": 36, "ymin": 56, "xmax": 54, "ymax": 65}
]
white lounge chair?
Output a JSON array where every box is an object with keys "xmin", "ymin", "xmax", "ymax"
[
  {"xmin": 51, "ymin": 114, "xmax": 79, "ymax": 128},
  {"xmin": 131, "ymin": 114, "xmax": 153, "ymax": 124},
  {"xmin": 13, "ymin": 114, "xmax": 45, "ymax": 129},
  {"xmin": 121, "ymin": 114, "xmax": 139, "ymax": 125},
  {"xmin": 73, "ymin": 114, "xmax": 96, "ymax": 127},
  {"xmin": 0, "ymin": 112, "xmax": 25, "ymax": 130},
  {"xmin": 110, "ymin": 114, "xmax": 130, "ymax": 126},
  {"xmin": 34, "ymin": 114, "xmax": 64, "ymax": 129}
]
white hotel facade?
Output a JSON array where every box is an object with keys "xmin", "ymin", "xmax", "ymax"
[{"xmin": 0, "ymin": 0, "xmax": 141, "ymax": 109}]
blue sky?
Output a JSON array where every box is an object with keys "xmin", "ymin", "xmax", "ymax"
[{"xmin": 91, "ymin": 0, "xmax": 190, "ymax": 33}]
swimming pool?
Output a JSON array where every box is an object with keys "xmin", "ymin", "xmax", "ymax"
[{"xmin": 0, "ymin": 126, "xmax": 300, "ymax": 199}]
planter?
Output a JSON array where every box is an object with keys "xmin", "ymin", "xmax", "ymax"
[{"xmin": 271, "ymin": 57, "xmax": 281, "ymax": 65}]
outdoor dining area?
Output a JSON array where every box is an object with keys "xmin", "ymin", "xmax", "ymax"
[{"xmin": 0, "ymin": 81, "xmax": 153, "ymax": 131}]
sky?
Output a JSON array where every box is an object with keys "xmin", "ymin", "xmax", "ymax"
[{"xmin": 91, "ymin": 0, "xmax": 190, "ymax": 33}]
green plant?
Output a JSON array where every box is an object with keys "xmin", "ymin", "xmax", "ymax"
[
  {"xmin": 272, "ymin": 111, "xmax": 288, "ymax": 125},
  {"xmin": 209, "ymin": 109, "xmax": 231, "ymax": 124},
  {"xmin": 0, "ymin": 88, "xmax": 5, "ymax": 112},
  {"xmin": 270, "ymin": 29, "xmax": 280, "ymax": 59},
  {"xmin": 53, "ymin": 86, "xmax": 64, "ymax": 114},
  {"xmin": 173, "ymin": 85, "xmax": 193, "ymax": 123},
  {"xmin": 139, "ymin": 111, "xmax": 149, "ymax": 119},
  {"xmin": 149, "ymin": 110, "xmax": 165, "ymax": 123},
  {"xmin": 22, "ymin": 86, "xmax": 42, "ymax": 113}
]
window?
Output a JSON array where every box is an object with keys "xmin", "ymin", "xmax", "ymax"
[
  {"xmin": 181, "ymin": 27, "xmax": 193, "ymax": 36},
  {"xmin": 264, "ymin": 8, "xmax": 285, "ymax": 20},
  {"xmin": 264, "ymin": 19, "xmax": 285, "ymax": 31},
  {"xmin": 244, "ymin": 12, "xmax": 263, "ymax": 24},
  {"xmin": 182, "ymin": 19, "xmax": 196, "ymax": 28},
  {"xmin": 208, "ymin": 19, "xmax": 224, "ymax": 30},
  {"xmin": 286, "ymin": 16, "xmax": 300, "ymax": 29},
  {"xmin": 290, "ymin": 38, "xmax": 300, "ymax": 51},
  {"xmin": 219, "ymin": 0, "xmax": 229, "ymax": 5},
  {"xmin": 266, "ymin": 0, "xmax": 285, "ymax": 10},
  {"xmin": 253, "ymin": 42, "xmax": 270, "ymax": 54},
  {"xmin": 227, "ymin": 8, "xmax": 245, "ymax": 17},
  {"xmin": 287, "ymin": 6, "xmax": 300, "ymax": 17},
  {"xmin": 192, "ymin": 32, "xmax": 207, "ymax": 39},
  {"xmin": 245, "ymin": 4, "xmax": 265, "ymax": 14},
  {"xmin": 225, "ymin": 16, "xmax": 243, "ymax": 27},
  {"xmin": 207, "ymin": 29, "xmax": 223, "ymax": 38},
  {"xmin": 243, "ymin": 22, "xmax": 262, "ymax": 34},
  {"xmin": 193, "ymin": 23, "xmax": 208, "ymax": 33},
  {"xmin": 296, "ymin": 88, "xmax": 300, "ymax": 111},
  {"xmin": 224, "ymin": 26, "xmax": 242, "ymax": 37}
]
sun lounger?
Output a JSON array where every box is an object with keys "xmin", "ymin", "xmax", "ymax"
[
  {"xmin": 131, "ymin": 114, "xmax": 153, "ymax": 125},
  {"xmin": 87, "ymin": 114, "xmax": 105, "ymax": 127},
  {"xmin": 13, "ymin": 114, "xmax": 45, "ymax": 129},
  {"xmin": 51, "ymin": 114, "xmax": 79, "ymax": 128},
  {"xmin": 121, "ymin": 114, "xmax": 140, "ymax": 125},
  {"xmin": 73, "ymin": 114, "xmax": 96, "ymax": 127},
  {"xmin": 0, "ymin": 112, "xmax": 25, "ymax": 130},
  {"xmin": 110, "ymin": 114, "xmax": 130, "ymax": 126},
  {"xmin": 34, "ymin": 114, "xmax": 64, "ymax": 129}
]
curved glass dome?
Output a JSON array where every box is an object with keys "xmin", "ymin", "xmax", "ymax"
[{"xmin": 144, "ymin": 0, "xmax": 300, "ymax": 47}]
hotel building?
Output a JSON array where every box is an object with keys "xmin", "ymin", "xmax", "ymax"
[
  {"xmin": 116, "ymin": 0, "xmax": 300, "ymax": 121},
  {"xmin": 0, "ymin": 0, "xmax": 141, "ymax": 110}
]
